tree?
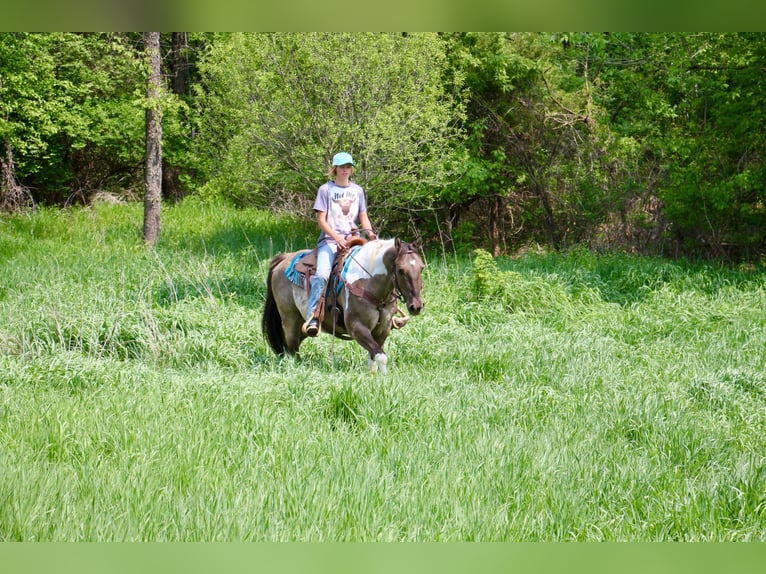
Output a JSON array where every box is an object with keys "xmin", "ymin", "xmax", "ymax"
[
  {"xmin": 0, "ymin": 32, "xmax": 200, "ymax": 211},
  {"xmin": 194, "ymin": 32, "xmax": 464, "ymax": 232},
  {"xmin": 0, "ymin": 33, "xmax": 146, "ymax": 209},
  {"xmin": 659, "ymin": 33, "xmax": 766, "ymax": 258},
  {"xmin": 443, "ymin": 32, "xmax": 766, "ymax": 258},
  {"xmin": 0, "ymin": 33, "xmax": 149, "ymax": 209},
  {"xmin": 0, "ymin": 33, "xmax": 58, "ymax": 211},
  {"xmin": 442, "ymin": 33, "xmax": 612, "ymax": 254},
  {"xmin": 593, "ymin": 32, "xmax": 766, "ymax": 258},
  {"xmin": 143, "ymin": 32, "xmax": 162, "ymax": 246}
]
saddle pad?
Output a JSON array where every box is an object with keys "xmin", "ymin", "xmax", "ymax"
[
  {"xmin": 284, "ymin": 249, "xmax": 313, "ymax": 288},
  {"xmin": 284, "ymin": 245, "xmax": 363, "ymax": 294}
]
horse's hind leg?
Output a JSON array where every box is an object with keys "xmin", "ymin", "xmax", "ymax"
[
  {"xmin": 270, "ymin": 264, "xmax": 306, "ymax": 356},
  {"xmin": 282, "ymin": 314, "xmax": 305, "ymax": 356}
]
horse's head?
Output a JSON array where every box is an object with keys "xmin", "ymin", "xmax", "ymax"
[{"xmin": 393, "ymin": 238, "xmax": 424, "ymax": 316}]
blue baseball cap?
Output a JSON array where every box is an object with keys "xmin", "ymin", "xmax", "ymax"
[{"xmin": 332, "ymin": 152, "xmax": 355, "ymax": 167}]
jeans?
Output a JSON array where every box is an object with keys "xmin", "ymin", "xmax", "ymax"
[{"xmin": 306, "ymin": 241, "xmax": 338, "ymax": 320}]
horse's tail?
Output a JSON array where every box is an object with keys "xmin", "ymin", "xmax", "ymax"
[{"xmin": 262, "ymin": 254, "xmax": 287, "ymax": 355}]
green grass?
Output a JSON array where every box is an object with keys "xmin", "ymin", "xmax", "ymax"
[{"xmin": 1, "ymin": 200, "xmax": 765, "ymax": 540}]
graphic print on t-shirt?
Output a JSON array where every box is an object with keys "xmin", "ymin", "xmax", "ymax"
[{"xmin": 328, "ymin": 185, "xmax": 359, "ymax": 235}]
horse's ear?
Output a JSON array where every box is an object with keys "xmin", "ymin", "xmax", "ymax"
[{"xmin": 395, "ymin": 237, "xmax": 401, "ymax": 251}]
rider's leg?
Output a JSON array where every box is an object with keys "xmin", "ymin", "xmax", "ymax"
[
  {"xmin": 303, "ymin": 242, "xmax": 336, "ymax": 336},
  {"xmin": 305, "ymin": 275, "xmax": 326, "ymax": 318}
]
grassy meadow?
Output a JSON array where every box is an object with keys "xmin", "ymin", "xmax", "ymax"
[{"xmin": 1, "ymin": 200, "xmax": 765, "ymax": 541}]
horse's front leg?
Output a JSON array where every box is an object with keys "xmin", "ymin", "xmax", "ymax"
[{"xmin": 347, "ymin": 317, "xmax": 388, "ymax": 374}]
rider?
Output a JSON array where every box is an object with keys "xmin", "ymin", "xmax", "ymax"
[{"xmin": 303, "ymin": 151, "xmax": 377, "ymax": 337}]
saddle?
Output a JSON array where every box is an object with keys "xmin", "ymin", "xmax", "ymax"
[{"xmin": 287, "ymin": 237, "xmax": 368, "ymax": 326}]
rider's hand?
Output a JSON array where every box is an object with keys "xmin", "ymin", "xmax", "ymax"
[{"xmin": 335, "ymin": 235, "xmax": 348, "ymax": 250}]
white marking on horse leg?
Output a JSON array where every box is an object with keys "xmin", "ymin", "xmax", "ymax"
[
  {"xmin": 368, "ymin": 357, "xmax": 378, "ymax": 373},
  {"xmin": 373, "ymin": 352, "xmax": 388, "ymax": 375}
]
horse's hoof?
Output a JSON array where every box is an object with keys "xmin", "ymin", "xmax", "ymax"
[
  {"xmin": 369, "ymin": 353, "xmax": 388, "ymax": 375},
  {"xmin": 392, "ymin": 316, "xmax": 409, "ymax": 329}
]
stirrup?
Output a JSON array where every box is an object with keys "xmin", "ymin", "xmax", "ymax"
[
  {"xmin": 303, "ymin": 318, "xmax": 320, "ymax": 337},
  {"xmin": 392, "ymin": 315, "xmax": 409, "ymax": 329}
]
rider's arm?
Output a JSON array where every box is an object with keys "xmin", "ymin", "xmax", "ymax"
[
  {"xmin": 316, "ymin": 210, "xmax": 348, "ymax": 249},
  {"xmin": 359, "ymin": 211, "xmax": 377, "ymax": 240}
]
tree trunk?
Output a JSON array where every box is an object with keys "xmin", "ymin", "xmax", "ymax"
[
  {"xmin": 490, "ymin": 195, "xmax": 501, "ymax": 257},
  {"xmin": 171, "ymin": 32, "xmax": 188, "ymax": 96},
  {"xmin": 160, "ymin": 32, "xmax": 188, "ymax": 202},
  {"xmin": 1, "ymin": 139, "xmax": 33, "ymax": 213},
  {"xmin": 534, "ymin": 183, "xmax": 559, "ymax": 248},
  {"xmin": 0, "ymin": 139, "xmax": 16, "ymax": 212},
  {"xmin": 143, "ymin": 32, "xmax": 162, "ymax": 246}
]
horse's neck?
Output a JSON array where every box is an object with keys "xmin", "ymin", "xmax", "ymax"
[{"xmin": 344, "ymin": 239, "xmax": 396, "ymax": 295}]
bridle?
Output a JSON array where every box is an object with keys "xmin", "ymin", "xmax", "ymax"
[
  {"xmin": 391, "ymin": 241, "xmax": 421, "ymax": 305},
  {"xmin": 344, "ymin": 239, "xmax": 418, "ymax": 308}
]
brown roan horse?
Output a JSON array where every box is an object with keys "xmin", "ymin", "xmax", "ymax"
[{"xmin": 262, "ymin": 238, "xmax": 424, "ymax": 374}]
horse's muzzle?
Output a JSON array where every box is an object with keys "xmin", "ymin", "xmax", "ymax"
[{"xmin": 407, "ymin": 299, "xmax": 424, "ymax": 316}]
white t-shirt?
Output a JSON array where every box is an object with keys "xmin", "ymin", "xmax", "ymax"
[{"xmin": 313, "ymin": 181, "xmax": 368, "ymax": 244}]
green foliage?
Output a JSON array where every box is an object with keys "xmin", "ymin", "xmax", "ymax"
[
  {"xmin": 437, "ymin": 32, "xmax": 766, "ymax": 257},
  {"xmin": 0, "ymin": 33, "xmax": 148, "ymax": 203},
  {"xmin": 194, "ymin": 32, "xmax": 464, "ymax": 219},
  {"xmin": 441, "ymin": 33, "xmax": 623, "ymax": 251},
  {"xmin": 4, "ymin": 32, "xmax": 766, "ymax": 257},
  {"xmin": 594, "ymin": 32, "xmax": 766, "ymax": 257},
  {"xmin": 470, "ymin": 248, "xmax": 499, "ymax": 299},
  {"xmin": 469, "ymin": 248, "xmax": 598, "ymax": 320},
  {"xmin": 0, "ymin": 33, "xmax": 204, "ymax": 206},
  {"xmin": 0, "ymin": 33, "xmax": 59, "ymax": 159}
]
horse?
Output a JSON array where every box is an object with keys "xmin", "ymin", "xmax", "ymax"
[{"xmin": 262, "ymin": 238, "xmax": 424, "ymax": 374}]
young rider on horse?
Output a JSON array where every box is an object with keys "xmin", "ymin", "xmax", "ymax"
[{"xmin": 303, "ymin": 151, "xmax": 377, "ymax": 337}]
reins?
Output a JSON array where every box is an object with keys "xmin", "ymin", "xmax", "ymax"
[{"xmin": 344, "ymin": 240, "xmax": 410, "ymax": 306}]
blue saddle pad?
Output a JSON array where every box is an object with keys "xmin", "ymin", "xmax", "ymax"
[{"xmin": 284, "ymin": 250, "xmax": 311, "ymax": 288}]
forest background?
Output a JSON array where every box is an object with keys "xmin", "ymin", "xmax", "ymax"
[{"xmin": 2, "ymin": 32, "xmax": 766, "ymax": 261}]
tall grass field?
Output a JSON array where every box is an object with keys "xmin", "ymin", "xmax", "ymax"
[{"xmin": 1, "ymin": 200, "xmax": 765, "ymax": 541}]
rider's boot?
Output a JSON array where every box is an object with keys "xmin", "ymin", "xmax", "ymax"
[{"xmin": 302, "ymin": 275, "xmax": 326, "ymax": 337}]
